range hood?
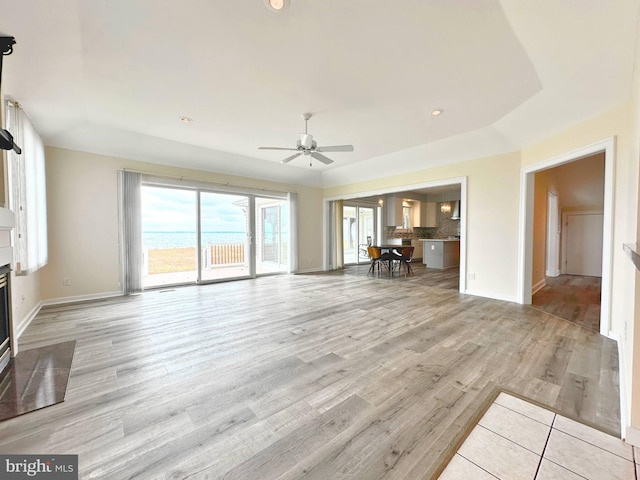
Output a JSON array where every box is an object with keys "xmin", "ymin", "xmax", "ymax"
[{"xmin": 451, "ymin": 200, "xmax": 460, "ymax": 220}]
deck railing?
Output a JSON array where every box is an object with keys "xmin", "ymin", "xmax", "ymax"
[
  {"xmin": 145, "ymin": 243, "xmax": 247, "ymax": 275},
  {"xmin": 205, "ymin": 243, "xmax": 245, "ymax": 266}
]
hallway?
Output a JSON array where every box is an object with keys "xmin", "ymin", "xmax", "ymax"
[{"xmin": 531, "ymin": 275, "xmax": 601, "ymax": 332}]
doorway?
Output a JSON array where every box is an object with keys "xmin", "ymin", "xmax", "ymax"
[
  {"xmin": 519, "ymin": 139, "xmax": 613, "ymax": 336},
  {"xmin": 343, "ymin": 204, "xmax": 376, "ymax": 265}
]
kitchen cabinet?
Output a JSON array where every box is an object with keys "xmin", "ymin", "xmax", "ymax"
[
  {"xmin": 411, "ymin": 240, "xmax": 423, "ymax": 260},
  {"xmin": 422, "ymin": 240, "xmax": 460, "ymax": 269},
  {"xmin": 386, "ymin": 196, "xmax": 404, "ymax": 227},
  {"xmin": 420, "ymin": 202, "xmax": 437, "ymax": 227}
]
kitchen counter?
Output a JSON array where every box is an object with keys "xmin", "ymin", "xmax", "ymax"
[
  {"xmin": 418, "ymin": 238, "xmax": 460, "ymax": 242},
  {"xmin": 421, "ymin": 239, "xmax": 460, "ymax": 269}
]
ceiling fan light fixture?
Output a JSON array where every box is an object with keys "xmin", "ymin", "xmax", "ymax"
[{"xmin": 265, "ymin": 0, "xmax": 287, "ymax": 11}]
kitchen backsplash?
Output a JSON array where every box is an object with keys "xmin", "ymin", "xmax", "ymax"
[{"xmin": 387, "ymin": 202, "xmax": 460, "ymax": 239}]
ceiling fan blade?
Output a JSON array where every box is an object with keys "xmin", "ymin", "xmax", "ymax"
[
  {"xmin": 281, "ymin": 153, "xmax": 302, "ymax": 164},
  {"xmin": 315, "ymin": 145, "xmax": 354, "ymax": 153},
  {"xmin": 310, "ymin": 152, "xmax": 334, "ymax": 165},
  {"xmin": 258, "ymin": 146, "xmax": 298, "ymax": 151}
]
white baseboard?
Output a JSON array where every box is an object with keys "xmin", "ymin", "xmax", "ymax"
[
  {"xmin": 41, "ymin": 290, "xmax": 124, "ymax": 307},
  {"xmin": 546, "ymin": 269, "xmax": 561, "ymax": 277},
  {"xmin": 15, "ymin": 290, "xmax": 125, "ymax": 340},
  {"xmin": 15, "ymin": 301, "xmax": 44, "ymax": 338},
  {"xmin": 463, "ymin": 289, "xmax": 518, "ymax": 303},
  {"xmin": 608, "ymin": 330, "xmax": 627, "ymax": 440},
  {"xmin": 532, "ymin": 278, "xmax": 546, "ymax": 295},
  {"xmin": 625, "ymin": 426, "xmax": 640, "ymax": 447}
]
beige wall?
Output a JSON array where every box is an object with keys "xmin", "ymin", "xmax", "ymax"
[
  {"xmin": 326, "ymin": 151, "xmax": 522, "ymax": 301},
  {"xmin": 532, "ymin": 169, "xmax": 553, "ymax": 289},
  {"xmin": 41, "ymin": 147, "xmax": 324, "ymax": 301},
  {"xmin": 552, "ymin": 153, "xmax": 605, "ymax": 211}
]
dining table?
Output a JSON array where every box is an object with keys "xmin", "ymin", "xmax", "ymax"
[{"xmin": 372, "ymin": 245, "xmax": 407, "ymax": 276}]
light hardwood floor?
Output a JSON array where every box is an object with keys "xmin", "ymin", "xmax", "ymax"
[
  {"xmin": 0, "ymin": 266, "xmax": 620, "ymax": 479},
  {"xmin": 532, "ymin": 274, "xmax": 602, "ymax": 332}
]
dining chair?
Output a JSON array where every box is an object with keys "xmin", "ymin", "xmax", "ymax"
[
  {"xmin": 398, "ymin": 246, "xmax": 414, "ymax": 275},
  {"xmin": 367, "ymin": 246, "xmax": 390, "ymax": 275}
]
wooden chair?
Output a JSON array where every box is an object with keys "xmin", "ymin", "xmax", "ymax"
[{"xmin": 367, "ymin": 246, "xmax": 390, "ymax": 276}]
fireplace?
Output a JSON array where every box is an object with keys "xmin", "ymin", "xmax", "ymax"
[
  {"xmin": 0, "ymin": 265, "xmax": 10, "ymax": 368},
  {"xmin": 0, "ymin": 208, "xmax": 16, "ymax": 376}
]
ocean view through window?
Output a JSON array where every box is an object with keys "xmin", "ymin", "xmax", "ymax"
[{"xmin": 139, "ymin": 183, "xmax": 290, "ymax": 288}]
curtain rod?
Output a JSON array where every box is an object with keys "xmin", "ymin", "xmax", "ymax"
[{"xmin": 120, "ymin": 168, "xmax": 297, "ymax": 196}]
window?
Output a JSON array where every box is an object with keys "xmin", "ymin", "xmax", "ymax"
[
  {"xmin": 4, "ymin": 101, "xmax": 48, "ymax": 274},
  {"xmin": 403, "ymin": 206, "xmax": 411, "ymax": 229}
]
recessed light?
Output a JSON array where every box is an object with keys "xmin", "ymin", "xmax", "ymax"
[
  {"xmin": 264, "ymin": 0, "xmax": 287, "ymax": 11},
  {"xmin": 430, "ymin": 109, "xmax": 444, "ymax": 117},
  {"xmin": 180, "ymin": 116, "xmax": 193, "ymax": 123}
]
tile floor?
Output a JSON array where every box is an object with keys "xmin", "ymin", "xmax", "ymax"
[{"xmin": 438, "ymin": 392, "xmax": 637, "ymax": 480}]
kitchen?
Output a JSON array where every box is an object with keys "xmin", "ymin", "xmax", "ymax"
[{"xmin": 381, "ymin": 187, "xmax": 461, "ymax": 269}]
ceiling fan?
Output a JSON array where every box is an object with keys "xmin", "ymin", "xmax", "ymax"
[{"xmin": 258, "ymin": 113, "xmax": 354, "ymax": 166}]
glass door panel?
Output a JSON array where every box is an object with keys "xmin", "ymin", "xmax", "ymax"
[
  {"xmin": 255, "ymin": 197, "xmax": 288, "ymax": 275},
  {"xmin": 358, "ymin": 207, "xmax": 375, "ymax": 263},
  {"xmin": 343, "ymin": 206, "xmax": 357, "ymax": 264},
  {"xmin": 141, "ymin": 186, "xmax": 197, "ymax": 288},
  {"xmin": 343, "ymin": 205, "xmax": 376, "ymax": 265},
  {"xmin": 199, "ymin": 192, "xmax": 251, "ymax": 282}
]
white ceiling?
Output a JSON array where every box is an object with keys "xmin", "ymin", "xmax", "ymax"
[{"xmin": 1, "ymin": 0, "xmax": 638, "ymax": 188}]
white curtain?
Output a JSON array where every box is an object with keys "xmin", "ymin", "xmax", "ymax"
[
  {"xmin": 287, "ymin": 192, "xmax": 298, "ymax": 273},
  {"xmin": 332, "ymin": 200, "xmax": 344, "ymax": 269},
  {"xmin": 119, "ymin": 170, "xmax": 143, "ymax": 294},
  {"xmin": 5, "ymin": 101, "xmax": 47, "ymax": 274}
]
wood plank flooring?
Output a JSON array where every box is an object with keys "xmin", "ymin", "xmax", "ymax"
[
  {"xmin": 532, "ymin": 275, "xmax": 601, "ymax": 331},
  {"xmin": 0, "ymin": 267, "xmax": 620, "ymax": 479}
]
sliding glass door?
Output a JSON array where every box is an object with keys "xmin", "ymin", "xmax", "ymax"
[
  {"xmin": 138, "ymin": 182, "xmax": 291, "ymax": 288},
  {"xmin": 255, "ymin": 197, "xmax": 288, "ymax": 274},
  {"xmin": 343, "ymin": 205, "xmax": 376, "ymax": 265},
  {"xmin": 200, "ymin": 192, "xmax": 251, "ymax": 281},
  {"xmin": 141, "ymin": 186, "xmax": 198, "ymax": 288}
]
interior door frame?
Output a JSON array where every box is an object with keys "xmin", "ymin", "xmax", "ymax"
[
  {"xmin": 546, "ymin": 190, "xmax": 560, "ymax": 277},
  {"xmin": 517, "ymin": 137, "xmax": 614, "ymax": 337}
]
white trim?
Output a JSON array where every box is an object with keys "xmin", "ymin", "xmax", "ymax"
[
  {"xmin": 517, "ymin": 137, "xmax": 614, "ymax": 338},
  {"xmin": 560, "ymin": 210, "xmax": 604, "ymax": 276},
  {"xmin": 532, "ymin": 278, "xmax": 546, "ymax": 295},
  {"xmin": 609, "ymin": 330, "xmax": 626, "ymax": 439},
  {"xmin": 323, "ymin": 176, "xmax": 468, "ymax": 294},
  {"xmin": 0, "ymin": 207, "xmax": 15, "ymax": 229},
  {"xmin": 0, "ymin": 246, "xmax": 13, "ymax": 268},
  {"xmin": 625, "ymin": 427, "xmax": 640, "ymax": 447},
  {"xmin": 323, "ymin": 177, "xmax": 467, "ymax": 202},
  {"xmin": 41, "ymin": 290, "xmax": 124, "ymax": 307},
  {"xmin": 545, "ymin": 191, "xmax": 560, "ymax": 277},
  {"xmin": 15, "ymin": 300, "xmax": 44, "ymax": 338},
  {"xmin": 138, "ymin": 172, "xmax": 288, "ymax": 199},
  {"xmin": 464, "ymin": 289, "xmax": 518, "ymax": 303}
]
